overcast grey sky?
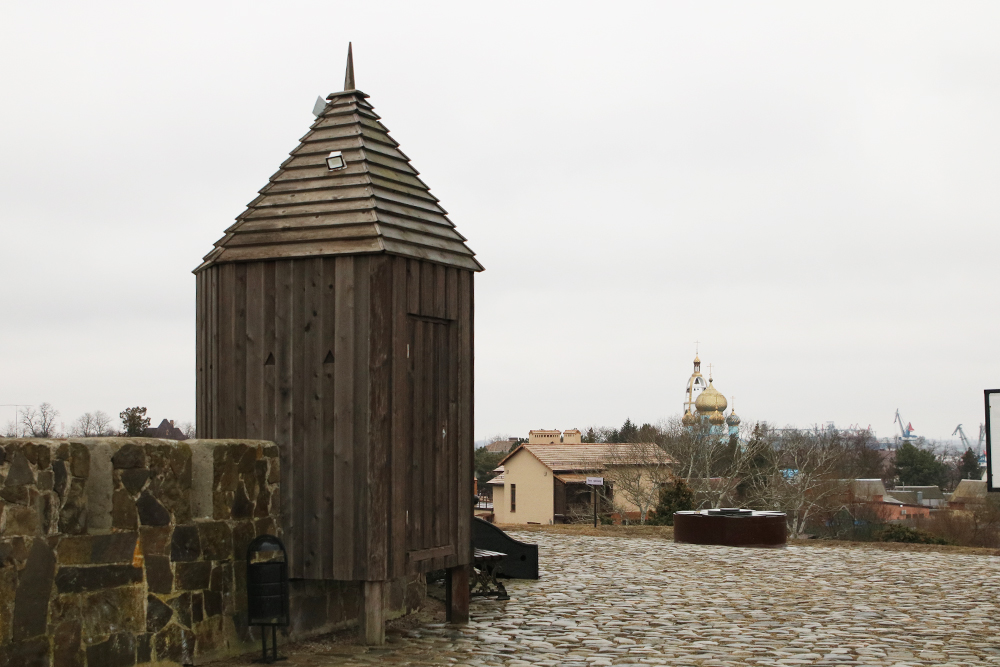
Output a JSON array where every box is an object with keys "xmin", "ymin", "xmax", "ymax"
[{"xmin": 1, "ymin": 2, "xmax": 998, "ymax": 441}]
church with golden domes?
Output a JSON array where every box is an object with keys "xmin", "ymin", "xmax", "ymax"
[{"xmin": 681, "ymin": 353, "xmax": 740, "ymax": 437}]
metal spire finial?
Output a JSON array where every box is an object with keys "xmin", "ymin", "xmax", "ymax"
[{"xmin": 344, "ymin": 42, "xmax": 355, "ymax": 91}]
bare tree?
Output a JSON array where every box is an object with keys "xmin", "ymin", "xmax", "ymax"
[
  {"xmin": 744, "ymin": 427, "xmax": 850, "ymax": 538},
  {"xmin": 20, "ymin": 403, "xmax": 60, "ymax": 437},
  {"xmin": 70, "ymin": 411, "xmax": 115, "ymax": 436},
  {"xmin": 2, "ymin": 421, "xmax": 17, "ymax": 438},
  {"xmin": 178, "ymin": 421, "xmax": 197, "ymax": 439},
  {"xmin": 593, "ymin": 442, "xmax": 675, "ymax": 524},
  {"xmin": 657, "ymin": 418, "xmax": 768, "ymax": 509}
]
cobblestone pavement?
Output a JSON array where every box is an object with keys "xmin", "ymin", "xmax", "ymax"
[{"xmin": 260, "ymin": 532, "xmax": 1000, "ymax": 666}]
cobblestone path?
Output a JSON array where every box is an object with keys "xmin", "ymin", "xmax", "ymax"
[{"xmin": 269, "ymin": 532, "xmax": 1000, "ymax": 666}]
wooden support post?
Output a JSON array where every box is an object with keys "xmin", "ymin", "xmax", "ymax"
[
  {"xmin": 446, "ymin": 564, "xmax": 470, "ymax": 624},
  {"xmin": 359, "ymin": 581, "xmax": 385, "ymax": 645}
]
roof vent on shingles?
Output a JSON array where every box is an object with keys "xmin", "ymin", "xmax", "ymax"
[{"xmin": 195, "ymin": 46, "xmax": 481, "ymax": 273}]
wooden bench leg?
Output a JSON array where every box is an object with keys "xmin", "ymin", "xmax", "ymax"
[
  {"xmin": 359, "ymin": 580, "xmax": 385, "ymax": 645},
  {"xmin": 446, "ymin": 564, "xmax": 470, "ymax": 624}
]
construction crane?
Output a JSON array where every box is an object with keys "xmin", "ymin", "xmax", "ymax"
[
  {"xmin": 953, "ymin": 424, "xmax": 973, "ymax": 451},
  {"xmin": 894, "ymin": 409, "xmax": 916, "ymax": 443},
  {"xmin": 953, "ymin": 423, "xmax": 987, "ymax": 469}
]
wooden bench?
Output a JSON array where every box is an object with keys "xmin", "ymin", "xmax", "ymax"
[{"xmin": 472, "ymin": 548, "xmax": 510, "ymax": 600}]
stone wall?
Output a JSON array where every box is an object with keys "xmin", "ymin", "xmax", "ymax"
[{"xmin": 0, "ymin": 438, "xmax": 424, "ymax": 666}]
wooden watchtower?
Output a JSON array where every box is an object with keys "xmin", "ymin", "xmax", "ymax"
[{"xmin": 194, "ymin": 46, "xmax": 482, "ymax": 641}]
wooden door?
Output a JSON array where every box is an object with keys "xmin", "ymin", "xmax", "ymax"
[{"xmin": 405, "ymin": 315, "xmax": 458, "ymax": 570}]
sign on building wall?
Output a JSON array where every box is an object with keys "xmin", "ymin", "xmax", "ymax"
[{"xmin": 586, "ymin": 477, "xmax": 604, "ymax": 486}]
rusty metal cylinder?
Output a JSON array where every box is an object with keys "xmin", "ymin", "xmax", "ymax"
[{"xmin": 673, "ymin": 509, "xmax": 787, "ymax": 547}]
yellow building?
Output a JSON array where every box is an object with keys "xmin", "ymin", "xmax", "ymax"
[{"xmin": 489, "ymin": 432, "xmax": 672, "ymax": 524}]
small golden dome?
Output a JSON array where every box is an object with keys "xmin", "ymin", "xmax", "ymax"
[
  {"xmin": 695, "ymin": 379, "xmax": 727, "ymax": 414},
  {"xmin": 709, "ymin": 410, "xmax": 725, "ymax": 425},
  {"xmin": 682, "ymin": 410, "xmax": 697, "ymax": 426}
]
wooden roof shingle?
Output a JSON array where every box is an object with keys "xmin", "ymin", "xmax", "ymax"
[
  {"xmin": 498, "ymin": 443, "xmax": 672, "ymax": 473},
  {"xmin": 195, "ymin": 46, "xmax": 482, "ymax": 273}
]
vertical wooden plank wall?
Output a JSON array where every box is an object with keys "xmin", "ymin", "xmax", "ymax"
[{"xmin": 195, "ymin": 255, "xmax": 474, "ymax": 581}]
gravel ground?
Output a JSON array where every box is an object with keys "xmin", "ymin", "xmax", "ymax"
[{"xmin": 214, "ymin": 531, "xmax": 1000, "ymax": 666}]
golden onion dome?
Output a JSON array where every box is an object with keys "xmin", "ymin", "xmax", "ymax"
[
  {"xmin": 695, "ymin": 379, "xmax": 727, "ymax": 414},
  {"xmin": 726, "ymin": 411, "xmax": 741, "ymax": 427},
  {"xmin": 682, "ymin": 410, "xmax": 697, "ymax": 426},
  {"xmin": 709, "ymin": 410, "xmax": 725, "ymax": 425}
]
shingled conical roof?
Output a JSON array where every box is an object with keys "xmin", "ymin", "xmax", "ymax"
[{"xmin": 196, "ymin": 45, "xmax": 482, "ymax": 273}]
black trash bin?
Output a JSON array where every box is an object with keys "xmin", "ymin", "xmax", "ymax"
[{"xmin": 246, "ymin": 535, "xmax": 289, "ymax": 663}]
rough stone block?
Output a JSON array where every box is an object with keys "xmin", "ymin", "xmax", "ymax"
[
  {"xmin": 56, "ymin": 564, "xmax": 143, "ymax": 593},
  {"xmin": 47, "ymin": 593, "xmax": 81, "ymax": 628},
  {"xmin": 4, "ymin": 451, "xmax": 34, "ymax": 487},
  {"xmin": 145, "ymin": 555, "xmax": 173, "ymax": 594},
  {"xmin": 52, "ymin": 460, "xmax": 68, "ymax": 498},
  {"xmin": 36, "ymin": 492, "xmax": 56, "ymax": 534},
  {"xmin": 5, "ymin": 505, "xmax": 40, "ymax": 535},
  {"xmin": 254, "ymin": 517, "xmax": 277, "ymax": 539},
  {"xmin": 19, "ymin": 444, "xmax": 37, "ymax": 465},
  {"xmin": 37, "ymin": 471, "xmax": 53, "ymax": 492},
  {"xmin": 197, "ymin": 521, "xmax": 233, "ymax": 561},
  {"xmin": 171, "ymin": 525, "xmax": 200, "ymax": 562},
  {"xmin": 254, "ymin": 485, "xmax": 271, "ymax": 518},
  {"xmin": 68, "ymin": 443, "xmax": 89, "ymax": 478},
  {"xmin": 4, "ymin": 537, "xmax": 28, "ymax": 564},
  {"xmin": 30, "ymin": 444, "xmax": 51, "ymax": 470},
  {"xmin": 193, "ymin": 616, "xmax": 228, "ymax": 657},
  {"xmin": 232, "ymin": 521, "xmax": 255, "ymax": 560},
  {"xmin": 146, "ymin": 594, "xmax": 174, "ymax": 633},
  {"xmin": 57, "ymin": 478, "xmax": 87, "ymax": 535},
  {"xmin": 210, "ymin": 562, "xmax": 233, "ymax": 600},
  {"xmin": 136, "ymin": 491, "xmax": 170, "ymax": 526},
  {"xmin": 80, "ymin": 586, "xmax": 144, "ymax": 640},
  {"xmin": 0, "ymin": 636, "xmax": 49, "ymax": 667},
  {"xmin": 0, "ymin": 565, "xmax": 16, "ymax": 643},
  {"xmin": 136, "ymin": 633, "xmax": 152, "ymax": 664},
  {"xmin": 203, "ymin": 589, "xmax": 224, "ymax": 618},
  {"xmin": 175, "ymin": 561, "xmax": 212, "ymax": 590},
  {"xmin": 52, "ymin": 619, "xmax": 83, "ymax": 667},
  {"xmin": 154, "ymin": 623, "xmax": 194, "ymax": 665},
  {"xmin": 139, "ymin": 526, "xmax": 171, "ymax": 556},
  {"xmin": 232, "ymin": 561, "xmax": 247, "ymax": 606},
  {"xmin": 119, "ymin": 469, "xmax": 149, "ymax": 496},
  {"xmin": 12, "ymin": 538, "xmax": 56, "ymax": 641},
  {"xmin": 111, "ymin": 489, "xmax": 139, "ymax": 530},
  {"xmin": 171, "ymin": 591, "xmax": 192, "ymax": 628},
  {"xmin": 147, "ymin": 444, "xmax": 193, "ymax": 525},
  {"xmin": 91, "ymin": 532, "xmax": 138, "ymax": 564},
  {"xmin": 85, "ymin": 632, "xmax": 136, "ymax": 667},
  {"xmin": 192, "ymin": 591, "xmax": 204, "ymax": 623},
  {"xmin": 111, "ymin": 444, "xmax": 146, "ymax": 469},
  {"xmin": 0, "ymin": 484, "xmax": 30, "ymax": 505},
  {"xmin": 56, "ymin": 536, "xmax": 93, "ymax": 565}
]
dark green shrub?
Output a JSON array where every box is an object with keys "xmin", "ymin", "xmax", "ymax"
[
  {"xmin": 874, "ymin": 523, "xmax": 951, "ymax": 545},
  {"xmin": 648, "ymin": 478, "xmax": 695, "ymax": 526}
]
